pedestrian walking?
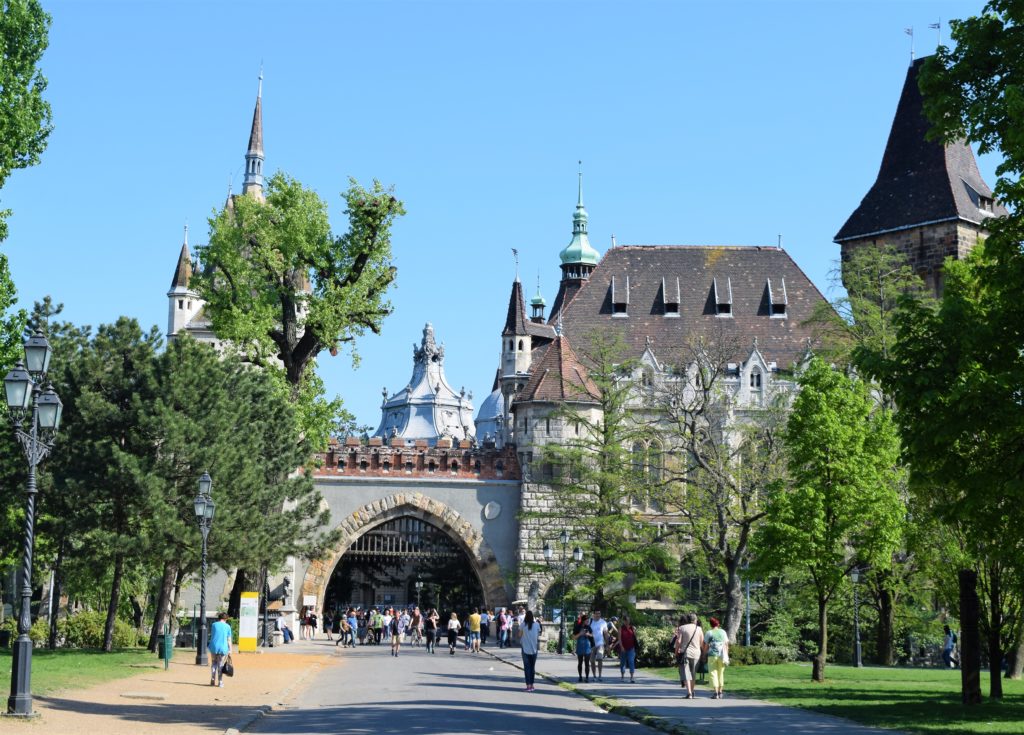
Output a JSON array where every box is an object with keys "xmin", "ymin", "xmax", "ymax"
[
  {"xmin": 572, "ymin": 611, "xmax": 594, "ymax": 682},
  {"xmin": 469, "ymin": 607, "xmax": 482, "ymax": 653},
  {"xmin": 480, "ymin": 608, "xmax": 491, "ymax": 646},
  {"xmin": 382, "ymin": 609, "xmax": 393, "ymax": 642},
  {"xmin": 499, "ymin": 608, "xmax": 512, "ymax": 648},
  {"xmin": 447, "ymin": 612, "xmax": 461, "ymax": 655},
  {"xmin": 424, "ymin": 608, "xmax": 438, "ymax": 653},
  {"xmin": 588, "ymin": 609, "xmax": 609, "ymax": 681},
  {"xmin": 942, "ymin": 625, "xmax": 958, "ymax": 668},
  {"xmin": 323, "ymin": 610, "xmax": 334, "ymax": 642},
  {"xmin": 519, "ymin": 610, "xmax": 542, "ymax": 691},
  {"xmin": 208, "ymin": 612, "xmax": 233, "ymax": 688},
  {"xmin": 702, "ymin": 617, "xmax": 729, "ymax": 699},
  {"xmin": 392, "ymin": 608, "xmax": 409, "ymax": 657},
  {"xmin": 617, "ymin": 615, "xmax": 637, "ymax": 683},
  {"xmin": 675, "ymin": 613, "xmax": 704, "ymax": 698}
]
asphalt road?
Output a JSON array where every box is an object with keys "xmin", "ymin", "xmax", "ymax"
[{"xmin": 246, "ymin": 642, "xmax": 652, "ymax": 735}]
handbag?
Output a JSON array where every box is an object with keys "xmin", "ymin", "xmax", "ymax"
[{"xmin": 222, "ymin": 654, "xmax": 235, "ymax": 677}]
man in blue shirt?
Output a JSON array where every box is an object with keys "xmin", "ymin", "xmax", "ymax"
[{"xmin": 208, "ymin": 612, "xmax": 233, "ymax": 687}]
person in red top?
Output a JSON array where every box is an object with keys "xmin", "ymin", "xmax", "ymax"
[{"xmin": 617, "ymin": 615, "xmax": 638, "ymax": 683}]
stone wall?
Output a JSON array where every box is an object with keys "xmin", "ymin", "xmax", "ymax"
[{"xmin": 840, "ymin": 219, "xmax": 985, "ymax": 296}]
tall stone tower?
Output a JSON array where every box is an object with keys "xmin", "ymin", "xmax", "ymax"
[{"xmin": 835, "ymin": 57, "xmax": 1005, "ymax": 295}]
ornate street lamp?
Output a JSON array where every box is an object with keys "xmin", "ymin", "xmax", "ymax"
[
  {"xmin": 5, "ymin": 335, "xmax": 62, "ymax": 717},
  {"xmin": 851, "ymin": 567, "xmax": 863, "ymax": 668},
  {"xmin": 542, "ymin": 531, "xmax": 583, "ymax": 655},
  {"xmin": 415, "ymin": 579, "xmax": 424, "ymax": 608},
  {"xmin": 193, "ymin": 472, "xmax": 215, "ymax": 666}
]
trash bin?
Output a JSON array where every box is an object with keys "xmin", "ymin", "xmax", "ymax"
[{"xmin": 157, "ymin": 638, "xmax": 168, "ymax": 659}]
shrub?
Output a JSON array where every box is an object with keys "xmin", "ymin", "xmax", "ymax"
[
  {"xmin": 727, "ymin": 643, "xmax": 791, "ymax": 666},
  {"xmin": 636, "ymin": 625, "xmax": 677, "ymax": 667},
  {"xmin": 546, "ymin": 636, "xmax": 576, "ymax": 653},
  {"xmin": 62, "ymin": 611, "xmax": 137, "ymax": 648},
  {"xmin": 3, "ymin": 616, "xmax": 49, "ymax": 645}
]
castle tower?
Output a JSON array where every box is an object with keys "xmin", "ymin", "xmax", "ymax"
[
  {"xmin": 550, "ymin": 168, "xmax": 600, "ymax": 320},
  {"xmin": 835, "ymin": 57, "xmax": 1005, "ymax": 295},
  {"xmin": 167, "ymin": 225, "xmax": 198, "ymax": 337},
  {"xmin": 500, "ymin": 278, "xmax": 532, "ymax": 445},
  {"xmin": 241, "ymin": 72, "xmax": 265, "ymax": 201}
]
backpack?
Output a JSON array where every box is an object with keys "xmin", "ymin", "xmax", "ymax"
[{"xmin": 707, "ymin": 630, "xmax": 725, "ymax": 657}]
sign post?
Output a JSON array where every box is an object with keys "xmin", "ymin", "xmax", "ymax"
[{"xmin": 239, "ymin": 592, "xmax": 259, "ymax": 653}]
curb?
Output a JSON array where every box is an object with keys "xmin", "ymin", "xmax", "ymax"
[
  {"xmin": 222, "ymin": 661, "xmax": 324, "ymax": 734},
  {"xmin": 481, "ymin": 649, "xmax": 692, "ymax": 735}
]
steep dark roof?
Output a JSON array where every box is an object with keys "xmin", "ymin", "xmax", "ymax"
[
  {"xmin": 502, "ymin": 280, "xmax": 529, "ymax": 336},
  {"xmin": 520, "ymin": 334, "xmax": 599, "ymax": 403},
  {"xmin": 247, "ymin": 93, "xmax": 263, "ymax": 156},
  {"xmin": 835, "ymin": 57, "xmax": 1006, "ymax": 242},
  {"xmin": 557, "ymin": 245, "xmax": 827, "ymax": 370},
  {"xmin": 170, "ymin": 243, "xmax": 192, "ymax": 289}
]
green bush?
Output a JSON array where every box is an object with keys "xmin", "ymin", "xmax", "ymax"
[
  {"xmin": 3, "ymin": 616, "xmax": 49, "ymax": 645},
  {"xmin": 62, "ymin": 611, "xmax": 137, "ymax": 648},
  {"xmin": 546, "ymin": 636, "xmax": 576, "ymax": 653},
  {"xmin": 727, "ymin": 643, "xmax": 791, "ymax": 666},
  {"xmin": 636, "ymin": 625, "xmax": 677, "ymax": 667}
]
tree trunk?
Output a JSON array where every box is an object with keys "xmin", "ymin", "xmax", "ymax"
[
  {"xmin": 722, "ymin": 560, "xmax": 744, "ymax": 643},
  {"xmin": 959, "ymin": 568, "xmax": 983, "ymax": 705},
  {"xmin": 876, "ymin": 585, "xmax": 895, "ymax": 666},
  {"xmin": 813, "ymin": 593, "xmax": 828, "ymax": 682},
  {"xmin": 147, "ymin": 563, "xmax": 177, "ymax": 652},
  {"xmin": 103, "ymin": 552, "xmax": 125, "ymax": 652},
  {"xmin": 988, "ymin": 565, "xmax": 1003, "ymax": 699},
  {"xmin": 591, "ymin": 556, "xmax": 607, "ymax": 613},
  {"xmin": 47, "ymin": 536, "xmax": 65, "ymax": 650},
  {"xmin": 1005, "ymin": 637, "xmax": 1024, "ymax": 680}
]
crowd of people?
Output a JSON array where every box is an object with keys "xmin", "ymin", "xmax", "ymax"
[{"xmin": 293, "ymin": 603, "xmax": 732, "ymax": 697}]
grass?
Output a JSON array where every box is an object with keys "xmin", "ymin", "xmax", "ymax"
[
  {"xmin": 652, "ymin": 663, "xmax": 1024, "ymax": 734},
  {"xmin": 0, "ymin": 647, "xmax": 163, "ymax": 696}
]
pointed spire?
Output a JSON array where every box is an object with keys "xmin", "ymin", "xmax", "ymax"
[
  {"xmin": 502, "ymin": 279, "xmax": 528, "ymax": 336},
  {"xmin": 242, "ymin": 69, "xmax": 265, "ymax": 200},
  {"xmin": 559, "ymin": 162, "xmax": 600, "ymax": 267},
  {"xmin": 170, "ymin": 226, "xmax": 193, "ymax": 289}
]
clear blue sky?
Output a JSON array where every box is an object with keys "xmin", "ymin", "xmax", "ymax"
[{"xmin": 2, "ymin": 0, "xmax": 999, "ymax": 431}]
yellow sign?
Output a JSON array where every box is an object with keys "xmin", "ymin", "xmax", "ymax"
[{"xmin": 239, "ymin": 591, "xmax": 259, "ymax": 652}]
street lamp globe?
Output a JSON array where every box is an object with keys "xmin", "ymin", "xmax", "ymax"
[
  {"xmin": 850, "ymin": 568, "xmax": 860, "ymax": 583},
  {"xmin": 23, "ymin": 333, "xmax": 52, "ymax": 375},
  {"xmin": 543, "ymin": 543, "xmax": 553, "ymax": 561},
  {"xmin": 573, "ymin": 547, "xmax": 583, "ymax": 563},
  {"xmin": 194, "ymin": 493, "xmax": 208, "ymax": 521},
  {"xmin": 559, "ymin": 529, "xmax": 569, "ymax": 546},
  {"xmin": 3, "ymin": 363, "xmax": 33, "ymax": 411},
  {"xmin": 36, "ymin": 386, "xmax": 63, "ymax": 431},
  {"xmin": 198, "ymin": 471, "xmax": 213, "ymax": 496}
]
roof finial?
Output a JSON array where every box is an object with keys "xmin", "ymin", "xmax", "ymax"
[
  {"xmin": 555, "ymin": 309, "xmax": 563, "ymax": 337},
  {"xmin": 930, "ymin": 20, "xmax": 941, "ymax": 49},
  {"xmin": 577, "ymin": 160, "xmax": 584, "ymax": 208},
  {"xmin": 777, "ymin": 233, "xmax": 782, "ymax": 249},
  {"xmin": 611, "ymin": 234, "xmax": 617, "ymax": 247},
  {"xmin": 512, "ymin": 247, "xmax": 519, "ymax": 282},
  {"xmin": 183, "ymin": 222, "xmax": 189, "ymax": 247},
  {"xmin": 905, "ymin": 26, "xmax": 914, "ymax": 66},
  {"xmin": 258, "ymin": 63, "xmax": 263, "ymax": 98}
]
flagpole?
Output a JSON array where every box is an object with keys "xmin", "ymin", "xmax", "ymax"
[{"xmin": 905, "ymin": 27, "xmax": 914, "ymax": 66}]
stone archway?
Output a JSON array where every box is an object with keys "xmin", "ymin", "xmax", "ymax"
[{"xmin": 301, "ymin": 492, "xmax": 508, "ymax": 613}]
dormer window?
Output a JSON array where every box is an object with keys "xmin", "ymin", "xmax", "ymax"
[
  {"xmin": 980, "ymin": 196, "xmax": 994, "ymax": 213},
  {"xmin": 713, "ymin": 277, "xmax": 733, "ymax": 316},
  {"xmin": 767, "ymin": 277, "xmax": 788, "ymax": 318},
  {"xmin": 663, "ymin": 277, "xmax": 680, "ymax": 317},
  {"xmin": 611, "ymin": 275, "xmax": 629, "ymax": 316}
]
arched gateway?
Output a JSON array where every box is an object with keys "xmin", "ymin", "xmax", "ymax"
[{"xmin": 301, "ymin": 493, "xmax": 509, "ymax": 614}]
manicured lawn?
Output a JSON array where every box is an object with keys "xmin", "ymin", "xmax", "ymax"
[
  {"xmin": 0, "ymin": 647, "xmax": 163, "ymax": 695},
  {"xmin": 653, "ymin": 663, "xmax": 1024, "ymax": 734}
]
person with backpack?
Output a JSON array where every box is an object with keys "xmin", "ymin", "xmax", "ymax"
[
  {"xmin": 572, "ymin": 611, "xmax": 594, "ymax": 682},
  {"xmin": 702, "ymin": 617, "xmax": 729, "ymax": 699},
  {"xmin": 674, "ymin": 613, "xmax": 704, "ymax": 699},
  {"xmin": 943, "ymin": 625, "xmax": 958, "ymax": 668}
]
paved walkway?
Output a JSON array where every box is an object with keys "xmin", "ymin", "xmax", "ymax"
[
  {"xmin": 484, "ymin": 646, "xmax": 893, "ymax": 735},
  {"xmin": 14, "ymin": 642, "xmax": 334, "ymax": 735}
]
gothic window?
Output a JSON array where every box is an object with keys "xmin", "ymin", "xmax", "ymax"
[
  {"xmin": 632, "ymin": 442, "xmax": 646, "ymax": 476},
  {"xmin": 648, "ymin": 441, "xmax": 663, "ymax": 483},
  {"xmin": 750, "ymin": 367, "xmax": 762, "ymax": 389},
  {"xmin": 178, "ymin": 299, "xmax": 184, "ymax": 309},
  {"xmin": 518, "ymin": 339, "xmax": 524, "ymax": 351}
]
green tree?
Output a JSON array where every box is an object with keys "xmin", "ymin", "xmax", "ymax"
[
  {"xmin": 0, "ymin": 0, "xmax": 52, "ymax": 242},
  {"xmin": 194, "ymin": 173, "xmax": 404, "ymax": 447},
  {"xmin": 754, "ymin": 358, "xmax": 903, "ymax": 682},
  {"xmin": 529, "ymin": 333, "xmax": 679, "ymax": 613}
]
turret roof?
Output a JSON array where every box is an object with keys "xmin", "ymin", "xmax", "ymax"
[
  {"xmin": 170, "ymin": 240, "xmax": 192, "ymax": 289},
  {"xmin": 520, "ymin": 333, "xmax": 598, "ymax": 403},
  {"xmin": 502, "ymin": 280, "xmax": 529, "ymax": 336},
  {"xmin": 835, "ymin": 57, "xmax": 1006, "ymax": 242},
  {"xmin": 247, "ymin": 86, "xmax": 263, "ymax": 157}
]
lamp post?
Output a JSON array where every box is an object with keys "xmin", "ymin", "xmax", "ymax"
[
  {"xmin": 415, "ymin": 580, "xmax": 423, "ymax": 608},
  {"xmin": 851, "ymin": 567, "xmax": 863, "ymax": 668},
  {"xmin": 193, "ymin": 472, "xmax": 215, "ymax": 666},
  {"xmin": 543, "ymin": 529, "xmax": 583, "ymax": 655},
  {"xmin": 4, "ymin": 335, "xmax": 62, "ymax": 717}
]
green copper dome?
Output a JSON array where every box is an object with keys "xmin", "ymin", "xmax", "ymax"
[
  {"xmin": 531, "ymin": 292, "xmax": 546, "ymax": 307},
  {"xmin": 558, "ymin": 171, "xmax": 600, "ymax": 266}
]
